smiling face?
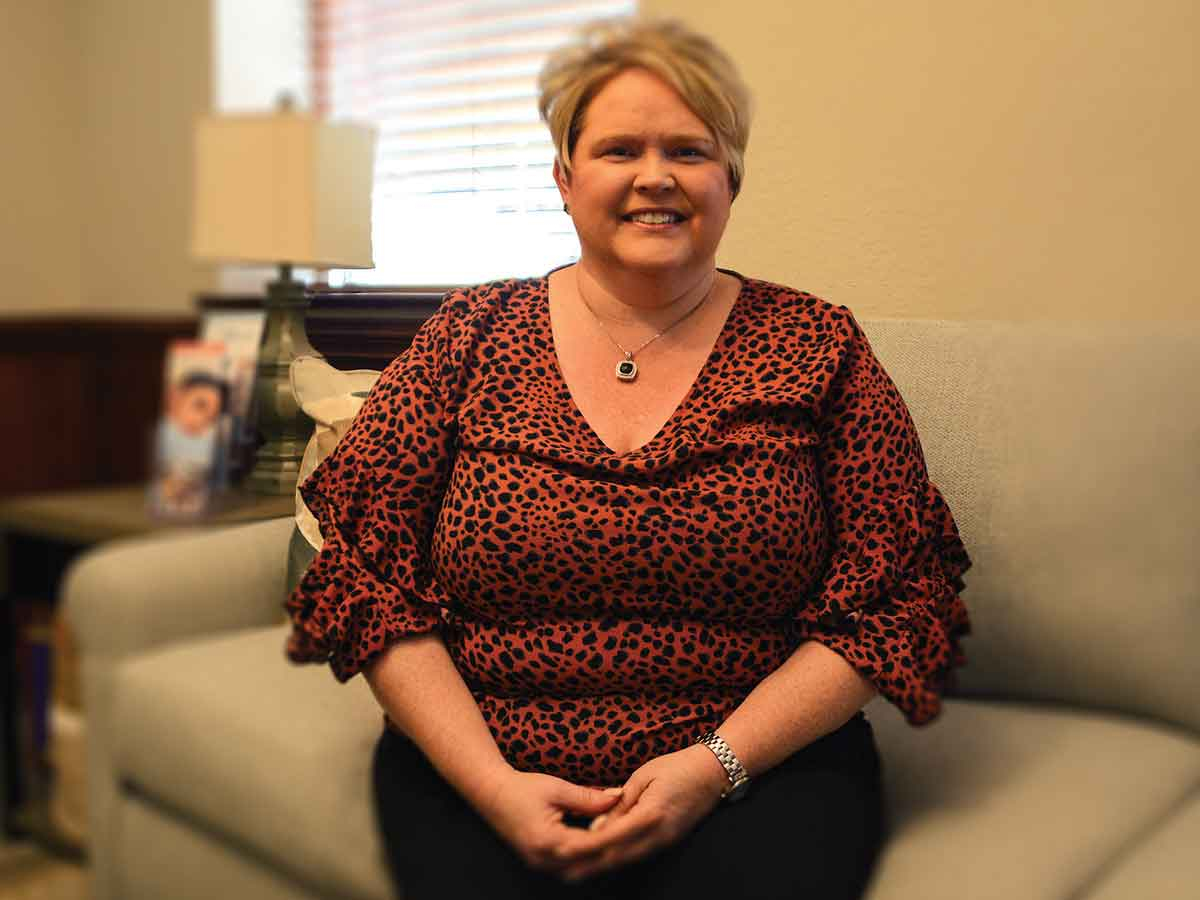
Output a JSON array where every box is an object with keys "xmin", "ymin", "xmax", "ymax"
[
  {"xmin": 170, "ymin": 382, "xmax": 223, "ymax": 437},
  {"xmin": 554, "ymin": 67, "xmax": 733, "ymax": 284}
]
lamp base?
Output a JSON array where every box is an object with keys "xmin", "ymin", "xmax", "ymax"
[
  {"xmin": 246, "ymin": 452, "xmax": 306, "ymax": 495},
  {"xmin": 247, "ymin": 264, "xmax": 318, "ymax": 496}
]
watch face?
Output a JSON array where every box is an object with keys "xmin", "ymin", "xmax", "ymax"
[{"xmin": 725, "ymin": 780, "xmax": 750, "ymax": 803}]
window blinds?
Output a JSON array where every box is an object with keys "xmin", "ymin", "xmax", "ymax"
[{"xmin": 311, "ymin": 0, "xmax": 637, "ymax": 286}]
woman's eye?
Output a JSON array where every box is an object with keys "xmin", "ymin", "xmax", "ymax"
[
  {"xmin": 674, "ymin": 147, "xmax": 706, "ymax": 159},
  {"xmin": 605, "ymin": 146, "xmax": 633, "ymax": 158}
]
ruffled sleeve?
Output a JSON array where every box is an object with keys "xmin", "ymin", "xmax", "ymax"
[
  {"xmin": 792, "ymin": 307, "xmax": 973, "ymax": 725},
  {"xmin": 283, "ymin": 293, "xmax": 461, "ymax": 683}
]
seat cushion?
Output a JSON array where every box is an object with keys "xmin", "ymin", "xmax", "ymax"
[
  {"xmin": 112, "ymin": 624, "xmax": 392, "ymax": 900},
  {"xmin": 117, "ymin": 791, "xmax": 328, "ymax": 900},
  {"xmin": 862, "ymin": 696, "xmax": 1200, "ymax": 900},
  {"xmin": 1078, "ymin": 788, "xmax": 1200, "ymax": 900},
  {"xmin": 111, "ymin": 630, "xmax": 1200, "ymax": 900}
]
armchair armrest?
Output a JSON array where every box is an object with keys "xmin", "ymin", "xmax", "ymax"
[
  {"xmin": 59, "ymin": 515, "xmax": 296, "ymax": 900},
  {"xmin": 62, "ymin": 516, "xmax": 294, "ymax": 660}
]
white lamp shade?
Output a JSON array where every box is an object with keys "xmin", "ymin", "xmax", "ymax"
[{"xmin": 191, "ymin": 112, "xmax": 377, "ymax": 269}]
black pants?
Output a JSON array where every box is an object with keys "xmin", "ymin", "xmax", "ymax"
[{"xmin": 372, "ymin": 710, "xmax": 888, "ymax": 900}]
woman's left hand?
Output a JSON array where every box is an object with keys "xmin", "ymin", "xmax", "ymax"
[{"xmin": 557, "ymin": 744, "xmax": 731, "ymax": 883}]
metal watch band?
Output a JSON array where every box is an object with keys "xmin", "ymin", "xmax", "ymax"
[{"xmin": 695, "ymin": 731, "xmax": 751, "ymax": 801}]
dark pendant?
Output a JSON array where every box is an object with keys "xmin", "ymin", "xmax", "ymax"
[{"xmin": 616, "ymin": 358, "xmax": 638, "ymax": 381}]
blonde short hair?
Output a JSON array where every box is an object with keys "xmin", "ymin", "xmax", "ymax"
[{"xmin": 537, "ymin": 18, "xmax": 753, "ymax": 199}]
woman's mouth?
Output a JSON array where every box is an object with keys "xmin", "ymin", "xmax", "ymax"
[{"xmin": 623, "ymin": 211, "xmax": 686, "ymax": 227}]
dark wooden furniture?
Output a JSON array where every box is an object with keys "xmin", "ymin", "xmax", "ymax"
[
  {"xmin": 0, "ymin": 287, "xmax": 448, "ymax": 503},
  {"xmin": 0, "ymin": 317, "xmax": 197, "ymax": 497},
  {"xmin": 307, "ymin": 286, "xmax": 445, "ymax": 370}
]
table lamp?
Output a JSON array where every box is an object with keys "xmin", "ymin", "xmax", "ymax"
[{"xmin": 191, "ymin": 102, "xmax": 377, "ymax": 495}]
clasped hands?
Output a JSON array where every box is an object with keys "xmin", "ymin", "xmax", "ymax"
[{"xmin": 474, "ymin": 744, "xmax": 731, "ymax": 883}]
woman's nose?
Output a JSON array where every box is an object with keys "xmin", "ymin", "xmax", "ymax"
[{"xmin": 633, "ymin": 153, "xmax": 675, "ymax": 192}]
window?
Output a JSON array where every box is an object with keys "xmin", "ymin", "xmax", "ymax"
[{"xmin": 313, "ymin": 0, "xmax": 637, "ymax": 286}]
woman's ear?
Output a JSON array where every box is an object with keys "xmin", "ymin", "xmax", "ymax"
[{"xmin": 553, "ymin": 157, "xmax": 571, "ymax": 209}]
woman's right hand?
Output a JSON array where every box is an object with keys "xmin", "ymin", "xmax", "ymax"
[{"xmin": 470, "ymin": 766, "xmax": 623, "ymax": 874}]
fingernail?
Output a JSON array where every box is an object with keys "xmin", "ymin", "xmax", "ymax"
[
  {"xmin": 588, "ymin": 814, "xmax": 608, "ymax": 831},
  {"xmin": 603, "ymin": 787, "xmax": 623, "ymax": 796}
]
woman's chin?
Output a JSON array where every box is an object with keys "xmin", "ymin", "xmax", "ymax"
[{"xmin": 604, "ymin": 247, "xmax": 712, "ymax": 277}]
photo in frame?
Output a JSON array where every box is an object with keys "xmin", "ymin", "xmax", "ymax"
[{"xmin": 146, "ymin": 339, "xmax": 232, "ymax": 518}]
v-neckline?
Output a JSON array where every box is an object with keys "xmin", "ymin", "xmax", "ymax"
[{"xmin": 543, "ymin": 269, "xmax": 747, "ymax": 459}]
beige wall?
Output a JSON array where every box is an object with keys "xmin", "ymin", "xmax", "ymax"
[
  {"xmin": 0, "ymin": 0, "xmax": 84, "ymax": 315},
  {"xmin": 646, "ymin": 0, "xmax": 1199, "ymax": 320},
  {"xmin": 79, "ymin": 0, "xmax": 215, "ymax": 315},
  {"xmin": 0, "ymin": 0, "xmax": 213, "ymax": 318},
  {"xmin": 4, "ymin": 2, "xmax": 1195, "ymax": 321}
]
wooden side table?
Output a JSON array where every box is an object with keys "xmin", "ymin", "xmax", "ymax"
[{"xmin": 0, "ymin": 484, "xmax": 294, "ymax": 858}]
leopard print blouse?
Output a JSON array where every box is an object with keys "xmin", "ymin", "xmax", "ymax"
[{"xmin": 284, "ymin": 272, "xmax": 972, "ymax": 786}]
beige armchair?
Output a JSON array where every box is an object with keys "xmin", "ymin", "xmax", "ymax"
[{"xmin": 64, "ymin": 316, "xmax": 1200, "ymax": 900}]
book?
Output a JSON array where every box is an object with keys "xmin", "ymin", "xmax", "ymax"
[{"xmin": 200, "ymin": 309, "xmax": 266, "ymax": 486}]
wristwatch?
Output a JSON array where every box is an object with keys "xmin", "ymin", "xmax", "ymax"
[{"xmin": 695, "ymin": 731, "xmax": 751, "ymax": 802}]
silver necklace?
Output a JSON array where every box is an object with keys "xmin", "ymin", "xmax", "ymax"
[{"xmin": 575, "ymin": 270, "xmax": 718, "ymax": 382}]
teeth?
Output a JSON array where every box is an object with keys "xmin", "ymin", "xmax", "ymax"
[{"xmin": 630, "ymin": 212, "xmax": 679, "ymax": 224}]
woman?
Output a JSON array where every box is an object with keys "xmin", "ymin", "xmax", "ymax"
[{"xmin": 284, "ymin": 17, "xmax": 972, "ymax": 900}]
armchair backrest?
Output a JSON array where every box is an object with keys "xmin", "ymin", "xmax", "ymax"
[{"xmin": 861, "ymin": 317, "xmax": 1200, "ymax": 736}]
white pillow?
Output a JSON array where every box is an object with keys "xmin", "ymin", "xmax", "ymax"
[{"xmin": 289, "ymin": 355, "xmax": 381, "ymax": 551}]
